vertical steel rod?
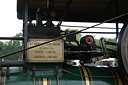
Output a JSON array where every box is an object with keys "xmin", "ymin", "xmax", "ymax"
[
  {"xmin": 115, "ymin": 0, "xmax": 119, "ymax": 39},
  {"xmin": 33, "ymin": 70, "xmax": 35, "ymax": 85},
  {"xmin": 23, "ymin": 0, "xmax": 28, "ymax": 61}
]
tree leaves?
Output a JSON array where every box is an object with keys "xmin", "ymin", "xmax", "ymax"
[{"xmin": 0, "ymin": 33, "xmax": 23, "ymax": 61}]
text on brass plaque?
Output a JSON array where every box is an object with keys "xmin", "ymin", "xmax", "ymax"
[{"xmin": 27, "ymin": 39, "xmax": 64, "ymax": 62}]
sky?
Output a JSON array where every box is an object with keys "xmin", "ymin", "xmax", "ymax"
[
  {"xmin": 0, "ymin": 0, "xmax": 124, "ymax": 40},
  {"xmin": 0, "ymin": 0, "xmax": 22, "ymax": 37}
]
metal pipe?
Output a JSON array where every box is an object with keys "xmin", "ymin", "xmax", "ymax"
[
  {"xmin": 61, "ymin": 25, "xmax": 121, "ymax": 29},
  {"xmin": 33, "ymin": 69, "xmax": 35, "ymax": 85},
  {"xmin": 36, "ymin": 8, "xmax": 43, "ymax": 26},
  {"xmin": 0, "ymin": 61, "xmax": 25, "ymax": 67},
  {"xmin": 80, "ymin": 32, "xmax": 120, "ymax": 34},
  {"xmin": 115, "ymin": 0, "xmax": 119, "ymax": 39},
  {"xmin": 0, "ymin": 37, "xmax": 24, "ymax": 40},
  {"xmin": 105, "ymin": 41, "xmax": 117, "ymax": 46}
]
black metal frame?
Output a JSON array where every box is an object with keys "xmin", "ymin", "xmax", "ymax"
[{"xmin": 0, "ymin": 0, "xmax": 122, "ymax": 67}]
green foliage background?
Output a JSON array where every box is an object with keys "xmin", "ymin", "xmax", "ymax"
[
  {"xmin": 94, "ymin": 37, "xmax": 116, "ymax": 50},
  {"xmin": 0, "ymin": 33, "xmax": 22, "ymax": 61}
]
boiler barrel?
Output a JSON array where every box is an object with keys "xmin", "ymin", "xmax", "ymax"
[{"xmin": 0, "ymin": 66, "xmax": 127, "ymax": 85}]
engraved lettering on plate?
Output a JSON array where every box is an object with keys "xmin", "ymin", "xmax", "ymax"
[{"xmin": 27, "ymin": 39, "xmax": 64, "ymax": 62}]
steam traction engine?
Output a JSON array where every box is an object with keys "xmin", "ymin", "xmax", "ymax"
[{"xmin": 0, "ymin": 0, "xmax": 128, "ymax": 85}]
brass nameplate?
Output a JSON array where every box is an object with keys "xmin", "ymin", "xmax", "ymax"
[{"xmin": 27, "ymin": 39, "xmax": 64, "ymax": 62}]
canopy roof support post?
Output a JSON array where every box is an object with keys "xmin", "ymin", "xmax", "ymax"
[
  {"xmin": 115, "ymin": 0, "xmax": 119, "ymax": 39},
  {"xmin": 22, "ymin": 0, "xmax": 28, "ymax": 75},
  {"xmin": 23, "ymin": 0, "xmax": 28, "ymax": 61}
]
